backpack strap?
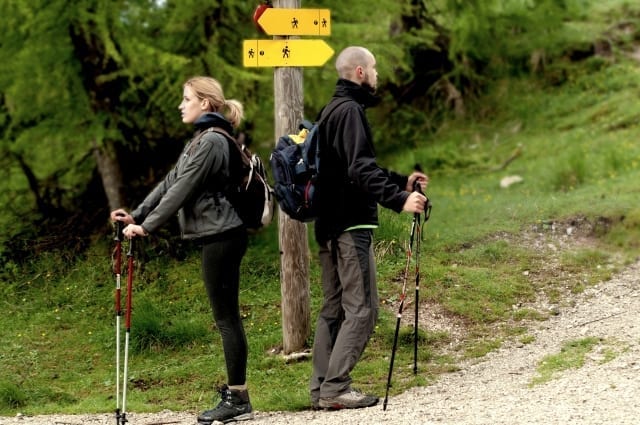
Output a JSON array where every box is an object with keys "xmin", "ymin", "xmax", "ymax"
[
  {"xmin": 208, "ymin": 126, "xmax": 257, "ymax": 194},
  {"xmin": 310, "ymin": 98, "xmax": 352, "ymax": 163},
  {"xmin": 187, "ymin": 126, "xmax": 246, "ymax": 174},
  {"xmin": 186, "ymin": 125, "xmax": 239, "ymax": 156},
  {"xmin": 210, "ymin": 127, "xmax": 245, "ymax": 158},
  {"xmin": 316, "ymin": 98, "xmax": 352, "ymax": 125},
  {"xmin": 186, "ymin": 127, "xmax": 216, "ymax": 156},
  {"xmin": 209, "ymin": 126, "xmax": 234, "ymax": 142}
]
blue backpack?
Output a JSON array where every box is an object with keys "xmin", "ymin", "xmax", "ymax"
[{"xmin": 269, "ymin": 99, "xmax": 348, "ymax": 222}]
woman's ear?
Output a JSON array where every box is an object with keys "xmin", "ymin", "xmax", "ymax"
[{"xmin": 201, "ymin": 99, "xmax": 210, "ymax": 111}]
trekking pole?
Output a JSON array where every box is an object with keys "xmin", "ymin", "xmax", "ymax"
[
  {"xmin": 412, "ymin": 184, "xmax": 432, "ymax": 375},
  {"xmin": 120, "ymin": 236, "xmax": 135, "ymax": 425},
  {"xmin": 413, "ymin": 215, "xmax": 420, "ymax": 375},
  {"xmin": 383, "ymin": 205, "xmax": 418, "ymax": 411},
  {"xmin": 112, "ymin": 221, "xmax": 124, "ymax": 425},
  {"xmin": 412, "ymin": 183, "xmax": 422, "ymax": 376}
]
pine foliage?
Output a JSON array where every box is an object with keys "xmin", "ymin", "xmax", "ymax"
[{"xmin": 0, "ymin": 0, "xmax": 635, "ymax": 263}]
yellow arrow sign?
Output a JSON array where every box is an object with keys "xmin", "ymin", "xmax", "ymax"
[
  {"xmin": 257, "ymin": 8, "xmax": 331, "ymax": 36},
  {"xmin": 243, "ymin": 39, "xmax": 334, "ymax": 68}
]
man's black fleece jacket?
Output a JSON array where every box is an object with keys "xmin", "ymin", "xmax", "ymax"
[{"xmin": 314, "ymin": 78, "xmax": 409, "ymax": 244}]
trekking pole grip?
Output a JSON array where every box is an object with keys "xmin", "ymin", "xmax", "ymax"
[{"xmin": 114, "ymin": 220, "xmax": 124, "ymax": 242}]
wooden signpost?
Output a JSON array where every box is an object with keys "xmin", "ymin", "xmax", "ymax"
[{"xmin": 243, "ymin": 2, "xmax": 333, "ymax": 354}]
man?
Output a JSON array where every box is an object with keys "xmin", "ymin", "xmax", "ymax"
[{"xmin": 310, "ymin": 46, "xmax": 429, "ymax": 410}]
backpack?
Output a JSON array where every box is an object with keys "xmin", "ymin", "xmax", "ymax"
[
  {"xmin": 269, "ymin": 99, "xmax": 349, "ymax": 222},
  {"xmin": 207, "ymin": 127, "xmax": 275, "ymax": 230}
]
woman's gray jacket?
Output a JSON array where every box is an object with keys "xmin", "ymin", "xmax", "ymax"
[{"xmin": 131, "ymin": 113, "xmax": 243, "ymax": 240}]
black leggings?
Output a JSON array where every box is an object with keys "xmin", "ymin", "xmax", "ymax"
[{"xmin": 201, "ymin": 230, "xmax": 248, "ymax": 385}]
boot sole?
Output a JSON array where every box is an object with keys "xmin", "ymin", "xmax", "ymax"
[
  {"xmin": 197, "ymin": 411, "xmax": 254, "ymax": 424},
  {"xmin": 318, "ymin": 400, "xmax": 378, "ymax": 410}
]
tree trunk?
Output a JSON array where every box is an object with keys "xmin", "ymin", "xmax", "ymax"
[
  {"xmin": 92, "ymin": 140, "xmax": 125, "ymax": 212},
  {"xmin": 13, "ymin": 152, "xmax": 48, "ymax": 216},
  {"xmin": 274, "ymin": 0, "xmax": 311, "ymax": 354}
]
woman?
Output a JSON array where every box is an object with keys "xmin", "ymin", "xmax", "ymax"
[{"xmin": 110, "ymin": 76, "xmax": 253, "ymax": 424}]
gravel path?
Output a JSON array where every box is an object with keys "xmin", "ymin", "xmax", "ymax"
[{"xmin": 2, "ymin": 257, "xmax": 639, "ymax": 425}]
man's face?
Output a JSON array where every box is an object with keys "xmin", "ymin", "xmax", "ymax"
[{"xmin": 362, "ymin": 57, "xmax": 378, "ymax": 91}]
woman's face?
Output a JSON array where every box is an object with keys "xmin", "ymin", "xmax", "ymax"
[{"xmin": 179, "ymin": 86, "xmax": 207, "ymax": 124}]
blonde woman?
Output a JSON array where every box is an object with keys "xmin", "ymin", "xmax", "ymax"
[{"xmin": 111, "ymin": 76, "xmax": 253, "ymax": 424}]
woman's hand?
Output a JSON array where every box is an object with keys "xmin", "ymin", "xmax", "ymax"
[
  {"xmin": 123, "ymin": 224, "xmax": 148, "ymax": 239},
  {"xmin": 110, "ymin": 208, "xmax": 135, "ymax": 225}
]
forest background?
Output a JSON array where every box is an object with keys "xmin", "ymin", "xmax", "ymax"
[{"xmin": 2, "ymin": 0, "xmax": 640, "ymax": 417}]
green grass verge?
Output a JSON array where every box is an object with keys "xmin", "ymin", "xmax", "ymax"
[{"xmin": 530, "ymin": 337, "xmax": 623, "ymax": 386}]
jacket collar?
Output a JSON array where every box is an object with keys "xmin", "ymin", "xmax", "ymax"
[
  {"xmin": 193, "ymin": 112, "xmax": 234, "ymax": 134},
  {"xmin": 332, "ymin": 78, "xmax": 381, "ymax": 108}
]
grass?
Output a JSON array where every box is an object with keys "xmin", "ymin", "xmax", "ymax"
[
  {"xmin": 529, "ymin": 337, "xmax": 623, "ymax": 386},
  {"xmin": 3, "ymin": 8, "xmax": 640, "ymax": 418},
  {"xmin": 530, "ymin": 338, "xmax": 601, "ymax": 386}
]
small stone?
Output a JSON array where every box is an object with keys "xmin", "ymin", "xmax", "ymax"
[{"xmin": 500, "ymin": 175, "xmax": 524, "ymax": 188}]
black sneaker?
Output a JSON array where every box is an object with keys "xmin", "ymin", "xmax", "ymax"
[
  {"xmin": 318, "ymin": 389, "xmax": 379, "ymax": 410},
  {"xmin": 197, "ymin": 385, "xmax": 254, "ymax": 424}
]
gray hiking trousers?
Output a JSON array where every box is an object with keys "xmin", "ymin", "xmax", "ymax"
[{"xmin": 310, "ymin": 229, "xmax": 379, "ymax": 399}]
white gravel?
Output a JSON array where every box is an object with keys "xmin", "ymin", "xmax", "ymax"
[{"xmin": 2, "ymin": 256, "xmax": 639, "ymax": 425}]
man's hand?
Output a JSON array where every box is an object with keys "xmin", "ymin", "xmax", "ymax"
[
  {"xmin": 402, "ymin": 191, "xmax": 427, "ymax": 214},
  {"xmin": 407, "ymin": 172, "xmax": 429, "ymax": 193}
]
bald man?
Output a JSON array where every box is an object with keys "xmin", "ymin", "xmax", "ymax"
[{"xmin": 310, "ymin": 46, "xmax": 428, "ymax": 410}]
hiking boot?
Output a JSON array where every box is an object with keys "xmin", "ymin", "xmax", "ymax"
[
  {"xmin": 318, "ymin": 389, "xmax": 379, "ymax": 410},
  {"xmin": 197, "ymin": 385, "xmax": 254, "ymax": 424},
  {"xmin": 310, "ymin": 389, "xmax": 321, "ymax": 410},
  {"xmin": 311, "ymin": 397, "xmax": 321, "ymax": 410}
]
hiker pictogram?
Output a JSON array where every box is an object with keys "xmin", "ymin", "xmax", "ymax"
[{"xmin": 253, "ymin": 8, "xmax": 331, "ymax": 36}]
